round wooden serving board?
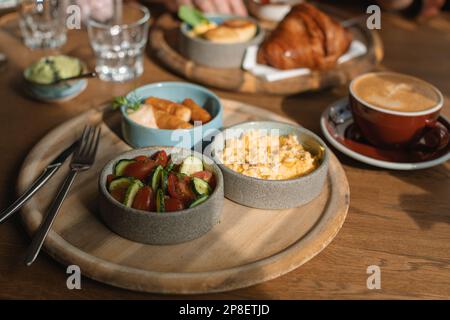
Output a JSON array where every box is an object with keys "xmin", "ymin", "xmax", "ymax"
[
  {"xmin": 17, "ymin": 99, "xmax": 350, "ymax": 294},
  {"xmin": 149, "ymin": 11, "xmax": 383, "ymax": 95}
]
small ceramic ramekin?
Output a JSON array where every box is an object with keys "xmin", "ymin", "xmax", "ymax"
[
  {"xmin": 179, "ymin": 14, "xmax": 265, "ymax": 69},
  {"xmin": 23, "ymin": 59, "xmax": 88, "ymax": 102},
  {"xmin": 121, "ymin": 82, "xmax": 223, "ymax": 149},
  {"xmin": 98, "ymin": 147, "xmax": 224, "ymax": 245},
  {"xmin": 211, "ymin": 121, "xmax": 329, "ymax": 210}
]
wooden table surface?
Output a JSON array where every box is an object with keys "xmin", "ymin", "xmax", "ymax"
[{"xmin": 0, "ymin": 5, "xmax": 449, "ymax": 299}]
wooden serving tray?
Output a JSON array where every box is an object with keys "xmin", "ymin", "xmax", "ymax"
[
  {"xmin": 149, "ymin": 12, "xmax": 383, "ymax": 95},
  {"xmin": 17, "ymin": 99, "xmax": 350, "ymax": 294}
]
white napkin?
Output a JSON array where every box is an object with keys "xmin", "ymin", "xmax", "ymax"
[
  {"xmin": 0, "ymin": 0, "xmax": 17, "ymax": 9},
  {"xmin": 242, "ymin": 40, "xmax": 367, "ymax": 82}
]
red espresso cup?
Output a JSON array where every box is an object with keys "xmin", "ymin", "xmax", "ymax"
[{"xmin": 349, "ymin": 72, "xmax": 444, "ymax": 149}]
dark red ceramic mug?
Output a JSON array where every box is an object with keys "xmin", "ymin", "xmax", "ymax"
[{"xmin": 349, "ymin": 72, "xmax": 444, "ymax": 149}]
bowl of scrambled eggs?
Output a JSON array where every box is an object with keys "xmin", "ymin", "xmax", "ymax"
[{"xmin": 211, "ymin": 121, "xmax": 329, "ymax": 209}]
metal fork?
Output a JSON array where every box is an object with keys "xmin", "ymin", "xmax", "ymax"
[{"xmin": 24, "ymin": 126, "xmax": 101, "ymax": 266}]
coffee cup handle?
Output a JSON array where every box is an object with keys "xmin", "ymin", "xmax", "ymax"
[
  {"xmin": 415, "ymin": 121, "xmax": 450, "ymax": 151},
  {"xmin": 425, "ymin": 118, "xmax": 439, "ymax": 127}
]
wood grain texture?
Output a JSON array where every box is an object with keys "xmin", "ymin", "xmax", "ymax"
[
  {"xmin": 0, "ymin": 3, "xmax": 449, "ymax": 299},
  {"xmin": 16, "ymin": 100, "xmax": 349, "ymax": 294},
  {"xmin": 149, "ymin": 11, "xmax": 383, "ymax": 95}
]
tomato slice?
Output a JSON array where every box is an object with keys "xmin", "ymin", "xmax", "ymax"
[
  {"xmin": 123, "ymin": 159, "xmax": 157, "ymax": 181},
  {"xmin": 132, "ymin": 186, "xmax": 154, "ymax": 211},
  {"xmin": 167, "ymin": 173, "xmax": 178, "ymax": 198},
  {"xmin": 110, "ymin": 185, "xmax": 128, "ymax": 203},
  {"xmin": 152, "ymin": 150, "xmax": 169, "ymax": 167},
  {"xmin": 106, "ymin": 174, "xmax": 115, "ymax": 186},
  {"xmin": 134, "ymin": 155, "xmax": 148, "ymax": 162},
  {"xmin": 192, "ymin": 171, "xmax": 213, "ymax": 182},
  {"xmin": 168, "ymin": 173, "xmax": 196, "ymax": 204},
  {"xmin": 164, "ymin": 197, "xmax": 185, "ymax": 212}
]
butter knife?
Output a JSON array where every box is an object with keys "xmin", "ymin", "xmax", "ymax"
[{"xmin": 0, "ymin": 141, "xmax": 78, "ymax": 224}]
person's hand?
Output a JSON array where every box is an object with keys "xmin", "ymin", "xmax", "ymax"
[
  {"xmin": 377, "ymin": 0, "xmax": 446, "ymax": 17},
  {"xmin": 166, "ymin": 0, "xmax": 248, "ymax": 16},
  {"xmin": 420, "ymin": 0, "xmax": 446, "ymax": 17}
]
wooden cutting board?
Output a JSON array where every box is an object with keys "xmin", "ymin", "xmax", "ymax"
[
  {"xmin": 149, "ymin": 11, "xmax": 383, "ymax": 95},
  {"xmin": 17, "ymin": 99, "xmax": 350, "ymax": 294}
]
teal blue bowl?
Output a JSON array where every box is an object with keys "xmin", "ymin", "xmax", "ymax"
[
  {"xmin": 23, "ymin": 58, "xmax": 88, "ymax": 102},
  {"xmin": 25, "ymin": 79, "xmax": 87, "ymax": 102},
  {"xmin": 121, "ymin": 82, "xmax": 223, "ymax": 149}
]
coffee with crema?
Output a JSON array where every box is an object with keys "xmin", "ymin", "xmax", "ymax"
[{"xmin": 351, "ymin": 73, "xmax": 440, "ymax": 113}]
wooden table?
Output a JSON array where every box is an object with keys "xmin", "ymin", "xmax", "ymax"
[{"xmin": 0, "ymin": 6, "xmax": 449, "ymax": 299}]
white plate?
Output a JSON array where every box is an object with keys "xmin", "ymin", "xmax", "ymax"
[{"xmin": 243, "ymin": 40, "xmax": 367, "ymax": 82}]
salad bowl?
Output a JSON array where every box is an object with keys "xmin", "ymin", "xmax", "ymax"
[{"xmin": 98, "ymin": 147, "xmax": 224, "ymax": 245}]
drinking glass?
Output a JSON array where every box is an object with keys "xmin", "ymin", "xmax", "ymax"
[
  {"xmin": 87, "ymin": 3, "xmax": 150, "ymax": 82},
  {"xmin": 19, "ymin": 0, "xmax": 68, "ymax": 49}
]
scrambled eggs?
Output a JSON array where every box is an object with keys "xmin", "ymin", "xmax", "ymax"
[{"xmin": 220, "ymin": 131, "xmax": 318, "ymax": 180}]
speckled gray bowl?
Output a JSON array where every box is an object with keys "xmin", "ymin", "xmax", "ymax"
[
  {"xmin": 179, "ymin": 14, "xmax": 265, "ymax": 69},
  {"xmin": 98, "ymin": 147, "xmax": 224, "ymax": 245},
  {"xmin": 211, "ymin": 121, "xmax": 329, "ymax": 210}
]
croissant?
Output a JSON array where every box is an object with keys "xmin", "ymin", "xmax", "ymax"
[{"xmin": 257, "ymin": 3, "xmax": 352, "ymax": 70}]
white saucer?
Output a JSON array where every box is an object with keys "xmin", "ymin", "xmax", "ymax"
[{"xmin": 320, "ymin": 99, "xmax": 450, "ymax": 170}]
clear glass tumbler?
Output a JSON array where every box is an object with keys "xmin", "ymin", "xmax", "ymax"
[
  {"xmin": 19, "ymin": 0, "xmax": 68, "ymax": 49},
  {"xmin": 87, "ymin": 3, "xmax": 150, "ymax": 82}
]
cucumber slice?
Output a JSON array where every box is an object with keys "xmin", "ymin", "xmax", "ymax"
[
  {"xmin": 156, "ymin": 189, "xmax": 165, "ymax": 213},
  {"xmin": 108, "ymin": 177, "xmax": 132, "ymax": 193},
  {"xmin": 180, "ymin": 156, "xmax": 203, "ymax": 176},
  {"xmin": 161, "ymin": 169, "xmax": 169, "ymax": 193},
  {"xmin": 192, "ymin": 177, "xmax": 211, "ymax": 196},
  {"xmin": 114, "ymin": 159, "xmax": 136, "ymax": 176},
  {"xmin": 165, "ymin": 161, "xmax": 175, "ymax": 173},
  {"xmin": 190, "ymin": 195, "xmax": 209, "ymax": 208},
  {"xmin": 123, "ymin": 180, "xmax": 144, "ymax": 207},
  {"xmin": 151, "ymin": 165, "xmax": 164, "ymax": 191},
  {"xmin": 176, "ymin": 172, "xmax": 188, "ymax": 180}
]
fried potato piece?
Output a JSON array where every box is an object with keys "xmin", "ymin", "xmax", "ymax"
[
  {"xmin": 182, "ymin": 98, "xmax": 212, "ymax": 124},
  {"xmin": 146, "ymin": 97, "xmax": 192, "ymax": 123},
  {"xmin": 153, "ymin": 109, "xmax": 193, "ymax": 130},
  {"xmin": 203, "ymin": 19, "xmax": 257, "ymax": 43}
]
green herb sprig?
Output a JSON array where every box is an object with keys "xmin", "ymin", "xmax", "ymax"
[
  {"xmin": 112, "ymin": 93, "xmax": 143, "ymax": 113},
  {"xmin": 178, "ymin": 5, "xmax": 209, "ymax": 28}
]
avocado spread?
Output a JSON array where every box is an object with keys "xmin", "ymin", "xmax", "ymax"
[{"xmin": 25, "ymin": 55, "xmax": 82, "ymax": 85}]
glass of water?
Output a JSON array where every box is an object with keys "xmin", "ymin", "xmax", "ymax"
[
  {"xmin": 19, "ymin": 0, "xmax": 68, "ymax": 49},
  {"xmin": 87, "ymin": 3, "xmax": 150, "ymax": 82}
]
